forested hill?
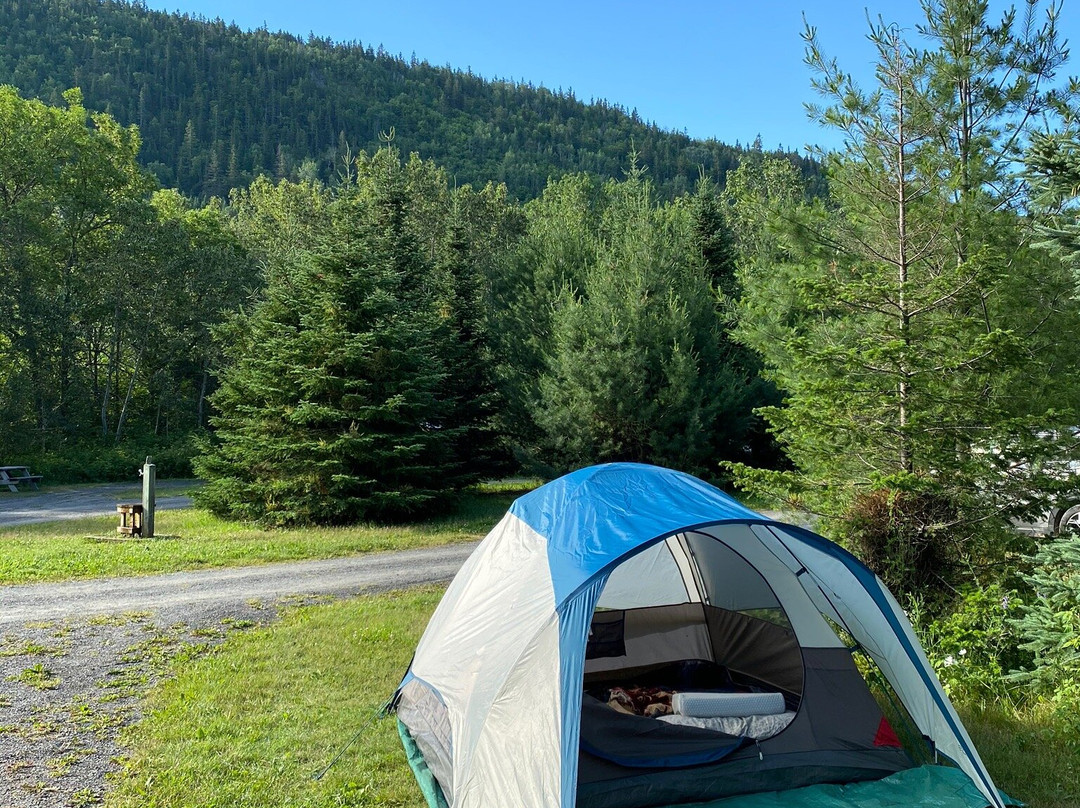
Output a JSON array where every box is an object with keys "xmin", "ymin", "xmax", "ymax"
[{"xmin": 0, "ymin": 0, "xmax": 821, "ymax": 200}]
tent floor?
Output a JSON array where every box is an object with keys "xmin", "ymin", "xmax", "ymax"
[
  {"xmin": 399, "ymin": 719, "xmax": 1015, "ymax": 808},
  {"xmin": 662, "ymin": 764, "xmax": 1016, "ymax": 808}
]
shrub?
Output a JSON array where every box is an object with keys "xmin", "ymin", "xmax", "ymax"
[
  {"xmin": 845, "ymin": 489, "xmax": 958, "ymax": 600},
  {"xmin": 910, "ymin": 584, "xmax": 1028, "ymax": 705},
  {"xmin": 14, "ymin": 436, "xmax": 196, "ymax": 484}
]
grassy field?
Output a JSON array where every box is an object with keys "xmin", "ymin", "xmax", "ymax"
[
  {"xmin": 106, "ymin": 588, "xmax": 1078, "ymax": 808},
  {"xmin": 0, "ymin": 490, "xmax": 518, "ymax": 585},
  {"xmin": 108, "ymin": 588, "xmax": 437, "ymax": 808}
]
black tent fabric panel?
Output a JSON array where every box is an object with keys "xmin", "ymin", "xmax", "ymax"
[
  {"xmin": 752, "ymin": 647, "xmax": 906, "ymax": 760},
  {"xmin": 704, "ymin": 606, "xmax": 803, "ymax": 695},
  {"xmin": 577, "ymin": 753, "xmax": 910, "ymax": 808},
  {"xmin": 587, "ymin": 610, "xmax": 628, "ymax": 659},
  {"xmin": 768, "ymin": 648, "xmax": 894, "ymax": 754},
  {"xmin": 579, "ymin": 695, "xmax": 746, "ymax": 768},
  {"xmin": 585, "ymin": 603, "xmax": 713, "ymax": 675}
]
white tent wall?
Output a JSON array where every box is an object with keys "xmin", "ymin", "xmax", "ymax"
[
  {"xmin": 597, "ymin": 539, "xmax": 697, "ymax": 609},
  {"xmin": 407, "ymin": 512, "xmax": 562, "ymax": 808},
  {"xmin": 748, "ymin": 525, "xmax": 850, "ymax": 630},
  {"xmin": 461, "ymin": 613, "xmax": 563, "ymax": 806},
  {"xmin": 760, "ymin": 525, "xmax": 1005, "ymax": 808}
]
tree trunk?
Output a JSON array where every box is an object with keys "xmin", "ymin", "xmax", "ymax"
[
  {"xmin": 894, "ymin": 37, "xmax": 913, "ymax": 476},
  {"xmin": 114, "ymin": 347, "xmax": 143, "ymax": 444},
  {"xmin": 101, "ymin": 303, "xmax": 122, "ymax": 438},
  {"xmin": 197, "ymin": 364, "xmax": 210, "ymax": 428}
]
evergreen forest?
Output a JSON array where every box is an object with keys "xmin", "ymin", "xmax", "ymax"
[{"xmin": 0, "ymin": 0, "xmax": 823, "ymax": 201}]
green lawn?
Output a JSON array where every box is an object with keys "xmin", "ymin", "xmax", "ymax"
[
  {"xmin": 108, "ymin": 588, "xmax": 437, "ymax": 808},
  {"xmin": 0, "ymin": 490, "xmax": 517, "ymax": 585},
  {"xmin": 107, "ymin": 588, "xmax": 1078, "ymax": 808}
]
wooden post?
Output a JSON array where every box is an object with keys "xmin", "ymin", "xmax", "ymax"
[{"xmin": 141, "ymin": 455, "xmax": 156, "ymax": 538}]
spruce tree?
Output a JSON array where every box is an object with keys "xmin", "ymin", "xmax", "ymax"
[
  {"xmin": 1008, "ymin": 533, "xmax": 1080, "ymax": 700},
  {"xmin": 195, "ymin": 150, "xmax": 456, "ymax": 525},
  {"xmin": 432, "ymin": 189, "xmax": 517, "ymax": 484}
]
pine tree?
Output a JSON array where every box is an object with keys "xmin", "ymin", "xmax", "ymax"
[
  {"xmin": 729, "ymin": 2, "xmax": 1080, "ymax": 597},
  {"xmin": 1028, "ymin": 133, "xmax": 1080, "ymax": 287}
]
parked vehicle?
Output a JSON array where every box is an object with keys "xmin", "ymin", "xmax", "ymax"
[
  {"xmin": 1006, "ymin": 441, "xmax": 1080, "ymax": 536},
  {"xmin": 1017, "ymin": 499, "xmax": 1080, "ymax": 536},
  {"xmin": 980, "ymin": 430, "xmax": 1080, "ymax": 537}
]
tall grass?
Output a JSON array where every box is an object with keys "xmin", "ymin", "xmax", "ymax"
[{"xmin": 960, "ymin": 702, "xmax": 1080, "ymax": 808}]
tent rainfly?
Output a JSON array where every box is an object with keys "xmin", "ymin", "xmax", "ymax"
[{"xmin": 391, "ymin": 463, "xmax": 1014, "ymax": 808}]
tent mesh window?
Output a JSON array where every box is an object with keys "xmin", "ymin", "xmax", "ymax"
[{"xmin": 584, "ymin": 530, "xmax": 805, "ymax": 703}]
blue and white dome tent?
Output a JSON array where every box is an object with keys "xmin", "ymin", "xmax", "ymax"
[{"xmin": 391, "ymin": 463, "xmax": 1013, "ymax": 808}]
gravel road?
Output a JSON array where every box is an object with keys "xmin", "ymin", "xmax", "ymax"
[
  {"xmin": 0, "ymin": 481, "xmax": 195, "ymax": 528},
  {"xmin": 0, "ymin": 542, "xmax": 478, "ymax": 808}
]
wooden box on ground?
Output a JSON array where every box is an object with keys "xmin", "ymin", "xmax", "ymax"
[{"xmin": 117, "ymin": 503, "xmax": 144, "ymax": 537}]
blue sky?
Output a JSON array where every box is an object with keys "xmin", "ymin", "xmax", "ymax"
[{"xmin": 144, "ymin": 0, "xmax": 1079, "ymax": 154}]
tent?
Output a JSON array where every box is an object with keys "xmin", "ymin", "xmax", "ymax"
[{"xmin": 392, "ymin": 463, "xmax": 1012, "ymax": 808}]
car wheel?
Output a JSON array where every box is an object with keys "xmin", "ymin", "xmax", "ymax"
[{"xmin": 1057, "ymin": 504, "xmax": 1080, "ymax": 534}]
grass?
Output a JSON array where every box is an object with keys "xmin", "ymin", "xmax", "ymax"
[
  {"xmin": 0, "ymin": 489, "xmax": 518, "ymax": 585},
  {"xmin": 960, "ymin": 702, "xmax": 1080, "ymax": 808},
  {"xmin": 0, "ymin": 637, "xmax": 66, "ymax": 657},
  {"xmin": 9, "ymin": 663, "xmax": 61, "ymax": 690},
  {"xmin": 108, "ymin": 588, "xmax": 439, "ymax": 808},
  {"xmin": 105, "ymin": 586, "xmax": 1080, "ymax": 808}
]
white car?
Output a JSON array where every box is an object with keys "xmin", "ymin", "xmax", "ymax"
[
  {"xmin": 983, "ymin": 430, "xmax": 1080, "ymax": 537},
  {"xmin": 1015, "ymin": 500, "xmax": 1080, "ymax": 536}
]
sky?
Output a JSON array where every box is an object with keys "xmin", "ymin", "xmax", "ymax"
[{"xmin": 143, "ymin": 0, "xmax": 1080, "ymax": 154}]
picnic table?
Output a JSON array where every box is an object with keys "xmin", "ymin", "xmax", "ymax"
[{"xmin": 0, "ymin": 466, "xmax": 43, "ymax": 492}]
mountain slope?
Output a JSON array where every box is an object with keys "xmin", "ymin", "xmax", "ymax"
[{"xmin": 0, "ymin": 0, "xmax": 822, "ymax": 199}]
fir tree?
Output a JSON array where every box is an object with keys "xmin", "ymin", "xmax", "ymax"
[
  {"xmin": 535, "ymin": 165, "xmax": 754, "ymax": 476},
  {"xmin": 432, "ymin": 189, "xmax": 516, "ymax": 484}
]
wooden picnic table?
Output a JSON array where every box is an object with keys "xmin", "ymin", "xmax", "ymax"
[{"xmin": 0, "ymin": 466, "xmax": 43, "ymax": 492}]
